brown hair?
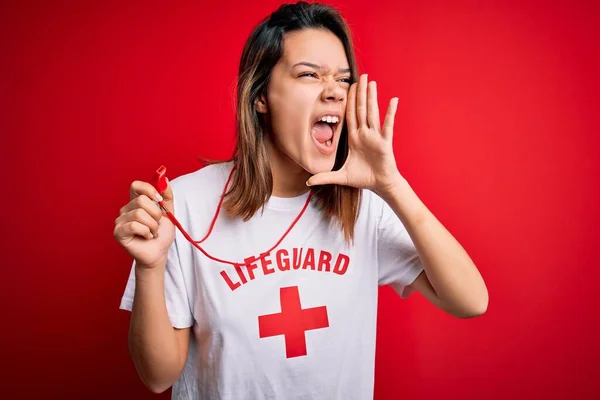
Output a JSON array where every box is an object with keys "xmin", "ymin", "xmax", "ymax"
[{"xmin": 211, "ymin": 1, "xmax": 361, "ymax": 244}]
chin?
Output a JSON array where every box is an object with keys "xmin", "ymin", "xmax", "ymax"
[{"xmin": 302, "ymin": 154, "xmax": 337, "ymax": 175}]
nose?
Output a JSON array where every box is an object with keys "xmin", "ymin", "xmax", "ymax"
[{"xmin": 320, "ymin": 79, "xmax": 347, "ymax": 103}]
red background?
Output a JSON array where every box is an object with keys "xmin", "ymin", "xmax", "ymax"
[{"xmin": 2, "ymin": 0, "xmax": 599, "ymax": 398}]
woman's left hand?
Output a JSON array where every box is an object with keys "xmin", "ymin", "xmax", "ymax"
[{"xmin": 306, "ymin": 74, "xmax": 405, "ymax": 194}]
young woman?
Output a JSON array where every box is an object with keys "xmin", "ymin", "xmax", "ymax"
[{"xmin": 114, "ymin": 2, "xmax": 488, "ymax": 399}]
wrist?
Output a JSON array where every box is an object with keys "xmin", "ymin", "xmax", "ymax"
[
  {"xmin": 374, "ymin": 172, "xmax": 408, "ymax": 200},
  {"xmin": 135, "ymin": 260, "xmax": 167, "ymax": 280}
]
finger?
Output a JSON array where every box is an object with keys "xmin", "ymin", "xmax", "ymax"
[
  {"xmin": 114, "ymin": 220, "xmax": 154, "ymax": 241},
  {"xmin": 357, "ymin": 74, "xmax": 368, "ymax": 128},
  {"xmin": 117, "ymin": 208, "xmax": 160, "ymax": 238},
  {"xmin": 367, "ymin": 81, "xmax": 380, "ymax": 131},
  {"xmin": 345, "ymin": 83, "xmax": 358, "ymax": 136},
  {"xmin": 130, "ymin": 180, "xmax": 163, "ymax": 202},
  {"xmin": 119, "ymin": 194, "xmax": 162, "ymax": 222},
  {"xmin": 306, "ymin": 171, "xmax": 348, "ymax": 187},
  {"xmin": 130, "ymin": 177, "xmax": 175, "ymax": 213},
  {"xmin": 382, "ymin": 97, "xmax": 399, "ymax": 142}
]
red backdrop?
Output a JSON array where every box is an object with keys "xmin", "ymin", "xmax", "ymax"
[{"xmin": 2, "ymin": 0, "xmax": 599, "ymax": 398}]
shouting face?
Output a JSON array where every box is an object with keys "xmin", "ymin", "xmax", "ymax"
[{"xmin": 257, "ymin": 28, "xmax": 352, "ymax": 176}]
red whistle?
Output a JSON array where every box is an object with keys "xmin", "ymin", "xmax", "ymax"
[
  {"xmin": 154, "ymin": 165, "xmax": 168, "ymax": 194},
  {"xmin": 153, "ymin": 165, "xmax": 176, "ymax": 222}
]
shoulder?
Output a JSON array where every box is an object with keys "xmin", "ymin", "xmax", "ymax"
[
  {"xmin": 358, "ymin": 188, "xmax": 385, "ymax": 219},
  {"xmin": 347, "ymin": 188, "xmax": 385, "ymax": 236},
  {"xmin": 169, "ymin": 161, "xmax": 234, "ymax": 198}
]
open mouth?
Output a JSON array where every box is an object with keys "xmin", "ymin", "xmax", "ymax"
[{"xmin": 311, "ymin": 115, "xmax": 340, "ymax": 155}]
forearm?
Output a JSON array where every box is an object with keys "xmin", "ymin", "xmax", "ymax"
[
  {"xmin": 376, "ymin": 175, "xmax": 488, "ymax": 316},
  {"xmin": 129, "ymin": 265, "xmax": 183, "ymax": 393}
]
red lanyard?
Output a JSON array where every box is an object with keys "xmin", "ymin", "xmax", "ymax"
[{"xmin": 152, "ymin": 165, "xmax": 313, "ymax": 267}]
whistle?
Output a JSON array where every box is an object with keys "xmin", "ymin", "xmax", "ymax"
[{"xmin": 154, "ymin": 165, "xmax": 168, "ymax": 194}]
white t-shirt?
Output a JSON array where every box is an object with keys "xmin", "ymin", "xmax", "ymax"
[{"xmin": 120, "ymin": 161, "xmax": 424, "ymax": 400}]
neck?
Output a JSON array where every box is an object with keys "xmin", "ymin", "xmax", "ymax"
[{"xmin": 267, "ymin": 140, "xmax": 311, "ymax": 198}]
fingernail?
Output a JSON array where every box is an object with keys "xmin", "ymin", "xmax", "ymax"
[
  {"xmin": 155, "ymin": 193, "xmax": 163, "ymax": 202},
  {"xmin": 147, "ymin": 233, "xmax": 154, "ymax": 240}
]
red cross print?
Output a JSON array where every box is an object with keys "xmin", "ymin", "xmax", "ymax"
[{"xmin": 258, "ymin": 286, "xmax": 329, "ymax": 358}]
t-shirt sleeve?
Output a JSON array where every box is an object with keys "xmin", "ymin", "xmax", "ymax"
[
  {"xmin": 376, "ymin": 193, "xmax": 424, "ymax": 298},
  {"xmin": 119, "ymin": 236, "xmax": 194, "ymax": 329}
]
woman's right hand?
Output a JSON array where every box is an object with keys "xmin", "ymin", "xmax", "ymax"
[{"xmin": 113, "ymin": 178, "xmax": 176, "ymax": 270}]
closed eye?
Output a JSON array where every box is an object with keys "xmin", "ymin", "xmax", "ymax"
[
  {"xmin": 299, "ymin": 72, "xmax": 318, "ymax": 79},
  {"xmin": 299, "ymin": 72, "xmax": 352, "ymax": 84}
]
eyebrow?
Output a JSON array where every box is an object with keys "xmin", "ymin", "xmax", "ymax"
[{"xmin": 292, "ymin": 61, "xmax": 351, "ymax": 74}]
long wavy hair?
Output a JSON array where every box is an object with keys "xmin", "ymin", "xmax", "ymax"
[{"xmin": 217, "ymin": 1, "xmax": 361, "ymax": 244}]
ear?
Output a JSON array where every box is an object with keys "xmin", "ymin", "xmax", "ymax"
[{"xmin": 255, "ymin": 95, "xmax": 268, "ymax": 114}]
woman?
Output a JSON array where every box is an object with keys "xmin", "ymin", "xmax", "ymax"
[{"xmin": 114, "ymin": 2, "xmax": 488, "ymax": 399}]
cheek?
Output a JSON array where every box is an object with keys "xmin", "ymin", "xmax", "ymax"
[
  {"xmin": 269, "ymin": 88, "xmax": 314, "ymax": 142},
  {"xmin": 273, "ymin": 86, "xmax": 312, "ymax": 115}
]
